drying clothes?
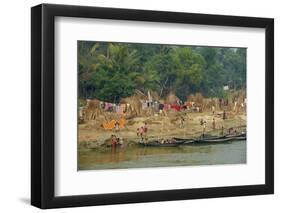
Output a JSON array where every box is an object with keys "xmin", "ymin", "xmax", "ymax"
[
  {"xmin": 119, "ymin": 118, "xmax": 126, "ymax": 128},
  {"xmin": 154, "ymin": 102, "xmax": 159, "ymax": 111},
  {"xmin": 103, "ymin": 120, "xmax": 116, "ymax": 130},
  {"xmin": 103, "ymin": 118, "xmax": 126, "ymax": 130},
  {"xmin": 116, "ymin": 105, "xmax": 121, "ymax": 114},
  {"xmin": 171, "ymin": 104, "xmax": 181, "ymax": 112},
  {"xmin": 163, "ymin": 104, "xmax": 168, "ymax": 111}
]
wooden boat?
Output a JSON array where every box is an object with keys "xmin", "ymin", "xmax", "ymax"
[
  {"xmin": 225, "ymin": 133, "xmax": 246, "ymax": 138},
  {"xmin": 176, "ymin": 135, "xmax": 225, "ymax": 145},
  {"xmin": 138, "ymin": 133, "xmax": 246, "ymax": 147},
  {"xmin": 230, "ymin": 135, "xmax": 246, "ymax": 141},
  {"xmin": 194, "ymin": 135, "xmax": 246, "ymax": 144},
  {"xmin": 139, "ymin": 142, "xmax": 179, "ymax": 147},
  {"xmin": 138, "ymin": 139, "xmax": 184, "ymax": 147},
  {"xmin": 181, "ymin": 134, "xmax": 246, "ymax": 145},
  {"xmin": 182, "ymin": 139, "xmax": 196, "ymax": 145},
  {"xmin": 173, "ymin": 138, "xmax": 195, "ymax": 145},
  {"xmin": 198, "ymin": 135, "xmax": 226, "ymax": 140},
  {"xmin": 173, "ymin": 137, "xmax": 194, "ymax": 142}
]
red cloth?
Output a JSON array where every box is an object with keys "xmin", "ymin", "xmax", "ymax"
[{"xmin": 171, "ymin": 104, "xmax": 181, "ymax": 111}]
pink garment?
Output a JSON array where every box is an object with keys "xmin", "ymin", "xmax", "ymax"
[
  {"xmin": 104, "ymin": 102, "xmax": 109, "ymax": 110},
  {"xmin": 104, "ymin": 102, "xmax": 113, "ymax": 111},
  {"xmin": 163, "ymin": 104, "xmax": 167, "ymax": 111}
]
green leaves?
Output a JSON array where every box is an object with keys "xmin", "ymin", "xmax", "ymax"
[
  {"xmin": 78, "ymin": 41, "xmax": 246, "ymax": 102},
  {"xmin": 187, "ymin": 64, "xmax": 203, "ymax": 85},
  {"xmin": 94, "ymin": 72, "xmax": 135, "ymax": 103}
]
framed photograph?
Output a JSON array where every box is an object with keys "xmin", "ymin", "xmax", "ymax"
[{"xmin": 31, "ymin": 3, "xmax": 274, "ymax": 209}]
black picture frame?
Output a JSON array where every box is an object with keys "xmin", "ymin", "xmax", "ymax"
[{"xmin": 31, "ymin": 3, "xmax": 274, "ymax": 209}]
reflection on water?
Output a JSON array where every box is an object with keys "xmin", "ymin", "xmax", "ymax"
[{"xmin": 78, "ymin": 140, "xmax": 246, "ymax": 170}]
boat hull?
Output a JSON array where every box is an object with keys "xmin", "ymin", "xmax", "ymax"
[{"xmin": 138, "ymin": 134, "xmax": 246, "ymax": 147}]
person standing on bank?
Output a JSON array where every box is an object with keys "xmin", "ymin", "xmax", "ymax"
[
  {"xmin": 203, "ymin": 121, "xmax": 206, "ymax": 136},
  {"xmin": 223, "ymin": 110, "xmax": 227, "ymax": 120},
  {"xmin": 212, "ymin": 118, "xmax": 216, "ymax": 130}
]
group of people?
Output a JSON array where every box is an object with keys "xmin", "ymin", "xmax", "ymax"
[
  {"xmin": 199, "ymin": 109, "xmax": 238, "ymax": 136},
  {"xmin": 228, "ymin": 127, "xmax": 240, "ymax": 135},
  {"xmin": 160, "ymin": 138, "xmax": 177, "ymax": 144},
  {"xmin": 200, "ymin": 117, "xmax": 217, "ymax": 135},
  {"xmin": 137, "ymin": 122, "xmax": 149, "ymax": 139}
]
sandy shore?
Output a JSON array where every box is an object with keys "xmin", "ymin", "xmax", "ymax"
[{"xmin": 78, "ymin": 110, "xmax": 246, "ymax": 149}]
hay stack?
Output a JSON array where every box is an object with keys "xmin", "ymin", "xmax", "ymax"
[
  {"xmin": 193, "ymin": 93, "xmax": 204, "ymax": 105},
  {"xmin": 83, "ymin": 99, "xmax": 102, "ymax": 120},
  {"xmin": 150, "ymin": 90, "xmax": 160, "ymax": 101},
  {"xmin": 120, "ymin": 94, "xmax": 143, "ymax": 117},
  {"xmin": 202, "ymin": 98, "xmax": 217, "ymax": 111},
  {"xmin": 187, "ymin": 93, "xmax": 204, "ymax": 108},
  {"xmin": 165, "ymin": 92, "xmax": 180, "ymax": 104}
]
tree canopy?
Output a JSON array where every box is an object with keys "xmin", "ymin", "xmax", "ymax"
[{"xmin": 78, "ymin": 41, "xmax": 246, "ymax": 103}]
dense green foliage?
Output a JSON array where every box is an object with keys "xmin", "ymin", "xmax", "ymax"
[{"xmin": 78, "ymin": 41, "xmax": 246, "ymax": 102}]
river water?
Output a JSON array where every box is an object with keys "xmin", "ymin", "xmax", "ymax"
[{"xmin": 78, "ymin": 140, "xmax": 246, "ymax": 170}]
